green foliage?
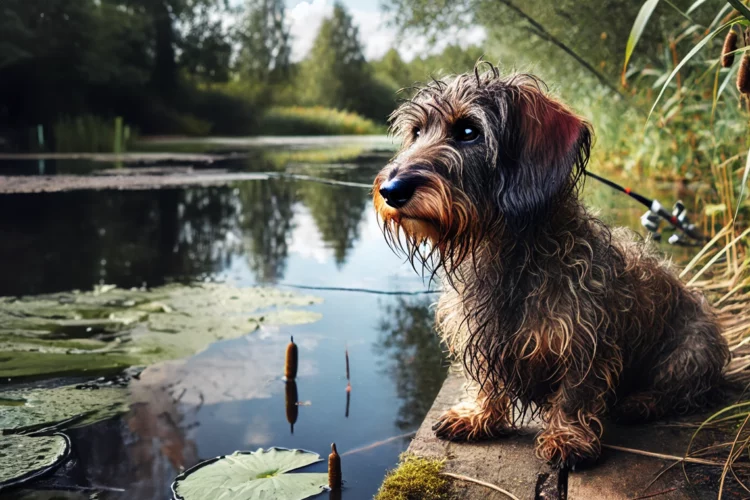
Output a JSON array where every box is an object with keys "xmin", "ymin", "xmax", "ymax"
[
  {"xmin": 300, "ymin": 3, "xmax": 367, "ymax": 109},
  {"xmin": 623, "ymin": 0, "xmax": 662, "ymax": 83},
  {"xmin": 261, "ymin": 106, "xmax": 385, "ymax": 136},
  {"xmin": 298, "ymin": 3, "xmax": 395, "ymax": 121},
  {"xmin": 373, "ymin": 45, "xmax": 486, "ymax": 90},
  {"xmin": 375, "ymin": 455, "xmax": 450, "ymax": 500},
  {"xmin": 180, "ymin": 3, "xmax": 234, "ymax": 84},
  {"xmin": 236, "ymin": 0, "xmax": 292, "ymax": 84},
  {"xmin": 52, "ymin": 115, "xmax": 138, "ymax": 153}
]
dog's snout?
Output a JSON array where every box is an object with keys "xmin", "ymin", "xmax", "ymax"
[{"xmin": 379, "ymin": 178, "xmax": 416, "ymax": 209}]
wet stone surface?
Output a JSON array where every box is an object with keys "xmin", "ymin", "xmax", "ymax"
[{"xmin": 410, "ymin": 370, "xmax": 746, "ymax": 500}]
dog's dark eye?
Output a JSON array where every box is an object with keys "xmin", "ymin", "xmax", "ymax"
[
  {"xmin": 413, "ymin": 128, "xmax": 421, "ymax": 140},
  {"xmin": 454, "ymin": 122, "xmax": 480, "ymax": 143}
]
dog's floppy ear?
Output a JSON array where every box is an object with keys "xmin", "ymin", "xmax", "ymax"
[{"xmin": 496, "ymin": 84, "xmax": 592, "ymax": 226}]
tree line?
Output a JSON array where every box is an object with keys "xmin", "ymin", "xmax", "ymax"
[{"xmin": 0, "ymin": 0, "xmax": 485, "ymax": 149}]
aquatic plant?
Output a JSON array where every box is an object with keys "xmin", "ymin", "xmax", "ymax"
[
  {"xmin": 0, "ymin": 434, "xmax": 70, "ymax": 491},
  {"xmin": 327, "ymin": 443, "xmax": 341, "ymax": 490},
  {"xmin": 0, "ymin": 384, "xmax": 127, "ymax": 434},
  {"xmin": 0, "ymin": 283, "xmax": 322, "ymax": 380},
  {"xmin": 52, "ymin": 115, "xmax": 137, "ymax": 154},
  {"xmin": 285, "ymin": 336, "xmax": 298, "ymax": 380},
  {"xmin": 170, "ymin": 448, "xmax": 328, "ymax": 500}
]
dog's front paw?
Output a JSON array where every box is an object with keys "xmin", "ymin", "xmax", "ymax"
[
  {"xmin": 432, "ymin": 402, "xmax": 510, "ymax": 442},
  {"xmin": 536, "ymin": 427, "xmax": 600, "ymax": 470}
]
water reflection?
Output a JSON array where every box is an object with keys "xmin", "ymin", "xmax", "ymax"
[
  {"xmin": 300, "ymin": 172, "xmax": 370, "ymax": 266},
  {"xmin": 0, "ymin": 187, "xmax": 244, "ymax": 296},
  {"xmin": 0, "ymin": 177, "xmax": 372, "ymax": 296},
  {"xmin": 239, "ymin": 180, "xmax": 297, "ymax": 283},
  {"xmin": 286, "ymin": 380, "xmax": 299, "ymax": 434},
  {"xmin": 375, "ymin": 297, "xmax": 449, "ymax": 431}
]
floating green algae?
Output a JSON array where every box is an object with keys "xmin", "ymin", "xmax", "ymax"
[
  {"xmin": 0, "ymin": 385, "xmax": 128, "ymax": 434},
  {"xmin": 0, "ymin": 434, "xmax": 70, "ymax": 490},
  {"xmin": 0, "ymin": 283, "xmax": 322, "ymax": 379}
]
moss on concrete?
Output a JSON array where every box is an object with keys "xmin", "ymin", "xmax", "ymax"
[{"xmin": 375, "ymin": 455, "xmax": 451, "ymax": 500}]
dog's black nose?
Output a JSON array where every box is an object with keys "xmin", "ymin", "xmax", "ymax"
[{"xmin": 379, "ymin": 178, "xmax": 416, "ymax": 208}]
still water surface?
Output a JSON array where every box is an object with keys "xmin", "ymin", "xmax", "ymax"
[{"xmin": 0, "ymin": 137, "xmax": 694, "ymax": 499}]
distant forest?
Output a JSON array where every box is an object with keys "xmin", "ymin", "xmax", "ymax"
[{"xmin": 0, "ymin": 0, "xmax": 484, "ymax": 147}]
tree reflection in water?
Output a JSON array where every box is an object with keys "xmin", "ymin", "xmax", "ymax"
[
  {"xmin": 237, "ymin": 179, "xmax": 297, "ymax": 283},
  {"xmin": 375, "ymin": 297, "xmax": 449, "ymax": 431},
  {"xmin": 299, "ymin": 172, "xmax": 369, "ymax": 267}
]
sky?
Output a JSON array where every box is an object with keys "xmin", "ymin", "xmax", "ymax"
[{"xmin": 283, "ymin": 0, "xmax": 486, "ymax": 62}]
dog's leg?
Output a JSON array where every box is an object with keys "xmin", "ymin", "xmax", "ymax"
[
  {"xmin": 432, "ymin": 392, "xmax": 513, "ymax": 441},
  {"xmin": 613, "ymin": 313, "xmax": 727, "ymax": 423},
  {"xmin": 536, "ymin": 357, "xmax": 617, "ymax": 468},
  {"xmin": 536, "ymin": 403, "xmax": 603, "ymax": 469}
]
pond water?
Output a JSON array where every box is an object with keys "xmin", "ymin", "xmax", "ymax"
[{"xmin": 0, "ymin": 137, "xmax": 697, "ymax": 499}]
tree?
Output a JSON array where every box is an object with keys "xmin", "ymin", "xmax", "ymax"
[
  {"xmin": 381, "ymin": 0, "xmax": 720, "ymax": 94},
  {"xmin": 236, "ymin": 0, "xmax": 291, "ymax": 84},
  {"xmin": 180, "ymin": 3, "xmax": 233, "ymax": 84},
  {"xmin": 372, "ymin": 48, "xmax": 411, "ymax": 88},
  {"xmin": 300, "ymin": 2, "xmax": 370, "ymax": 112}
]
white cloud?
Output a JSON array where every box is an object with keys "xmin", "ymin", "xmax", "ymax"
[{"xmin": 287, "ymin": 0, "xmax": 486, "ymax": 63}]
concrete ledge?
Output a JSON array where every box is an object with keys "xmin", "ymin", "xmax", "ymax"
[{"xmin": 409, "ymin": 368, "xmax": 729, "ymax": 500}]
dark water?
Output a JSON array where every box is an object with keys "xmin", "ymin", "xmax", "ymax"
[{"xmin": 0, "ymin": 139, "xmax": 697, "ymax": 499}]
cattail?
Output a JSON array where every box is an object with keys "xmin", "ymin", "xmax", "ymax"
[
  {"xmin": 738, "ymin": 54, "xmax": 750, "ymax": 94},
  {"xmin": 285, "ymin": 336, "xmax": 298, "ymax": 380},
  {"xmin": 345, "ymin": 388, "xmax": 350, "ymax": 418},
  {"xmin": 722, "ymin": 30, "xmax": 738, "ymax": 68},
  {"xmin": 345, "ymin": 347, "xmax": 350, "ymax": 381},
  {"xmin": 328, "ymin": 443, "xmax": 342, "ymax": 490},
  {"xmin": 285, "ymin": 380, "xmax": 298, "ymax": 434}
]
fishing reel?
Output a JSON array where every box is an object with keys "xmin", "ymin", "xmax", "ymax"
[{"xmin": 640, "ymin": 201, "xmax": 703, "ymax": 246}]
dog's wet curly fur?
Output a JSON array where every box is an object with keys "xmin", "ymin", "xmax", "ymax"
[{"xmin": 372, "ymin": 65, "xmax": 730, "ymax": 468}]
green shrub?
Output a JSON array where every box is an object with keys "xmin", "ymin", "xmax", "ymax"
[
  {"xmin": 260, "ymin": 106, "xmax": 385, "ymax": 136},
  {"xmin": 187, "ymin": 84, "xmax": 267, "ymax": 136}
]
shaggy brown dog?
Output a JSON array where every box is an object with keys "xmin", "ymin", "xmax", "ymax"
[{"xmin": 372, "ymin": 66, "xmax": 730, "ymax": 468}]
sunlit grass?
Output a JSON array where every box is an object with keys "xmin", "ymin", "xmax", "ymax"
[{"xmin": 260, "ymin": 106, "xmax": 386, "ymax": 136}]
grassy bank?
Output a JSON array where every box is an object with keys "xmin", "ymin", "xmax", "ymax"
[{"xmin": 259, "ymin": 106, "xmax": 386, "ymax": 136}]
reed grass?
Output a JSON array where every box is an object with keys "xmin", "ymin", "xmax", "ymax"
[
  {"xmin": 52, "ymin": 115, "xmax": 137, "ymax": 153},
  {"xmin": 623, "ymin": 4, "xmax": 750, "ymax": 493}
]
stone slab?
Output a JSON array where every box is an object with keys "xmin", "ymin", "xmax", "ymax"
[{"xmin": 409, "ymin": 368, "xmax": 734, "ymax": 500}]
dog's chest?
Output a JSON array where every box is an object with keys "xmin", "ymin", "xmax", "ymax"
[{"xmin": 435, "ymin": 285, "xmax": 564, "ymax": 393}]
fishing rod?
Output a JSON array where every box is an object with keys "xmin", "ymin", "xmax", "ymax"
[{"xmin": 584, "ymin": 171, "xmax": 708, "ymax": 246}]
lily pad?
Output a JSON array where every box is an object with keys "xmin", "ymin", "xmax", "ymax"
[
  {"xmin": 0, "ymin": 434, "xmax": 70, "ymax": 490},
  {"xmin": 0, "ymin": 385, "xmax": 127, "ymax": 434},
  {"xmin": 171, "ymin": 448, "xmax": 328, "ymax": 500},
  {"xmin": 0, "ymin": 283, "xmax": 322, "ymax": 379}
]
